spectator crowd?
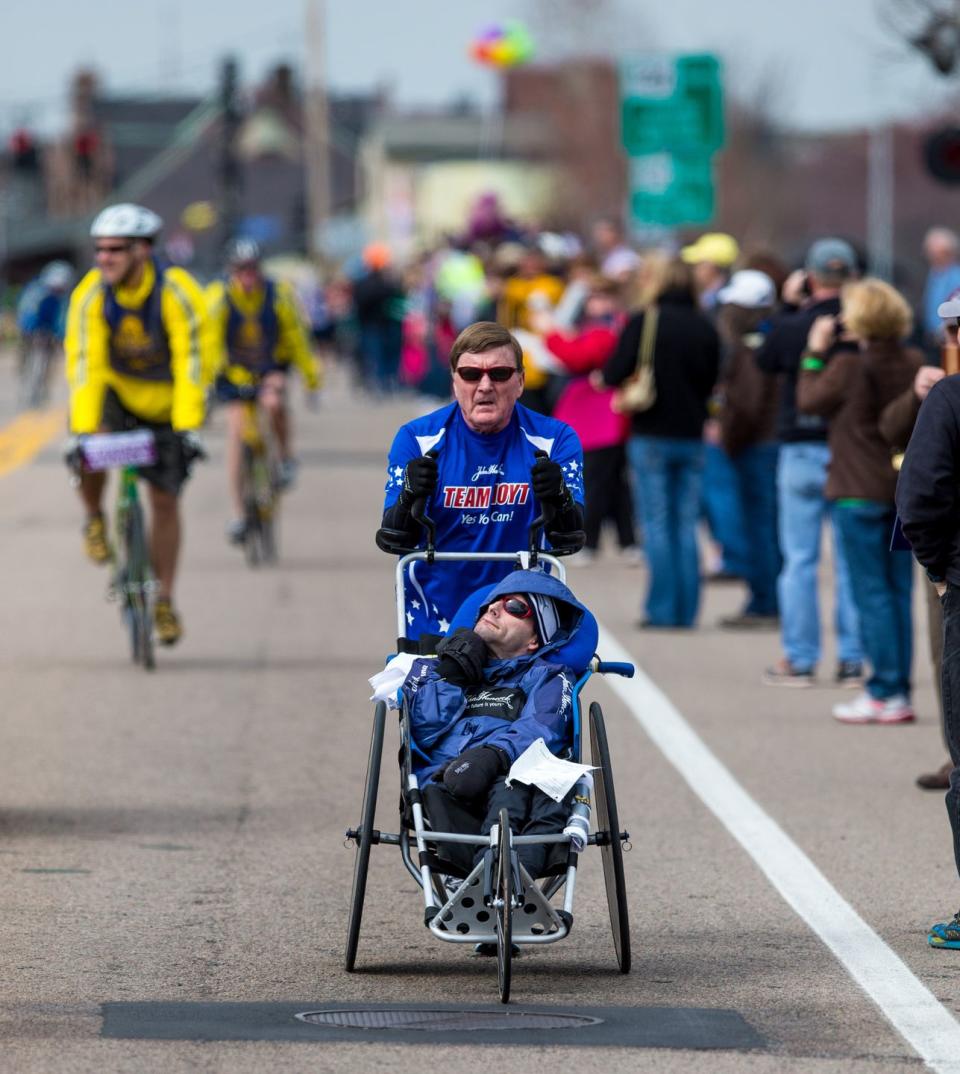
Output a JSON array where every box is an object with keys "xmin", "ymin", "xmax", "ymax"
[{"xmin": 313, "ymin": 198, "xmax": 960, "ymax": 787}]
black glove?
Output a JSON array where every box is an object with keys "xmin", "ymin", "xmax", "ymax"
[
  {"xmin": 434, "ymin": 628, "xmax": 488, "ymax": 687},
  {"xmin": 399, "ymin": 454, "xmax": 438, "ymax": 507},
  {"xmin": 438, "ymin": 745, "xmax": 508, "ymax": 801},
  {"xmin": 178, "ymin": 430, "xmax": 207, "ymax": 471},
  {"xmin": 530, "ymin": 453, "xmax": 570, "ymax": 507},
  {"xmin": 63, "ymin": 435, "xmax": 85, "ymax": 475}
]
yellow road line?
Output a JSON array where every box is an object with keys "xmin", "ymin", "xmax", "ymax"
[{"xmin": 0, "ymin": 406, "xmax": 66, "ymax": 479}]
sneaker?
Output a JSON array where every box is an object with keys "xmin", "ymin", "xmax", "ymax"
[
  {"xmin": 928, "ymin": 910, "xmax": 960, "ymax": 949},
  {"xmin": 440, "ymin": 874, "xmax": 462, "ymax": 900},
  {"xmin": 225, "ymin": 519, "xmax": 247, "ymax": 545},
  {"xmin": 82, "ymin": 515, "xmax": 111, "ymax": 565},
  {"xmin": 619, "ymin": 545, "xmax": 644, "ymax": 567},
  {"xmin": 276, "ymin": 457, "xmax": 299, "ymax": 490},
  {"xmin": 832, "ymin": 691, "xmax": 915, "ymax": 724},
  {"xmin": 917, "ymin": 760, "xmax": 954, "ymax": 791},
  {"xmin": 761, "ymin": 658, "xmax": 815, "ymax": 688},
  {"xmin": 704, "ymin": 569, "xmax": 743, "ymax": 584},
  {"xmin": 154, "ymin": 600, "xmax": 182, "ymax": 647},
  {"xmin": 835, "ymin": 661, "xmax": 864, "ymax": 688},
  {"xmin": 719, "ymin": 612, "xmax": 779, "ymax": 631}
]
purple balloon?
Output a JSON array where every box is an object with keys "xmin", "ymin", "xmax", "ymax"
[{"xmin": 479, "ymin": 23, "xmax": 503, "ymax": 41}]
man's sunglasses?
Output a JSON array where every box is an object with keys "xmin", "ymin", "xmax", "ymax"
[
  {"xmin": 95, "ymin": 242, "xmax": 133, "ymax": 255},
  {"xmin": 456, "ymin": 366, "xmax": 518, "ymax": 383},
  {"xmin": 499, "ymin": 595, "xmax": 532, "ymax": 620}
]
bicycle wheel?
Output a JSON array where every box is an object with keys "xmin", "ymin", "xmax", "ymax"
[
  {"xmin": 125, "ymin": 496, "xmax": 154, "ymax": 671},
  {"xmin": 240, "ymin": 444, "xmax": 262, "ymax": 567},
  {"xmin": 589, "ymin": 702, "xmax": 631, "ymax": 973},
  {"xmin": 496, "ymin": 806, "xmax": 513, "ymax": 1003},
  {"xmin": 259, "ymin": 508, "xmax": 277, "ymax": 564},
  {"xmin": 345, "ymin": 701, "xmax": 386, "ymax": 972},
  {"xmin": 256, "ymin": 455, "xmax": 278, "ymax": 565}
]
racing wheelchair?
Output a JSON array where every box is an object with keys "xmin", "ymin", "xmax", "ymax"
[{"xmin": 345, "ymin": 501, "xmax": 635, "ymax": 1003}]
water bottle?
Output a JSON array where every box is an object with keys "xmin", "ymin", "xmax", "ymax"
[{"xmin": 563, "ymin": 773, "xmax": 593, "ymax": 853}]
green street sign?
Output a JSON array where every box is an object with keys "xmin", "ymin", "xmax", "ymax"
[
  {"xmin": 628, "ymin": 152, "xmax": 715, "ymax": 227},
  {"xmin": 620, "ymin": 53, "xmax": 724, "ymax": 156}
]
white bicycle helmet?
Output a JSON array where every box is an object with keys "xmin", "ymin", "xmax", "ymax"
[
  {"xmin": 90, "ymin": 203, "xmax": 163, "ymax": 240},
  {"xmin": 40, "ymin": 260, "xmax": 75, "ymax": 289}
]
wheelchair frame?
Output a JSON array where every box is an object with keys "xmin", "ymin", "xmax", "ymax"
[{"xmin": 347, "ymin": 520, "xmax": 634, "ymax": 1002}]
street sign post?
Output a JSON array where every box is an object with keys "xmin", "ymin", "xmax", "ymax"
[{"xmin": 620, "ymin": 53, "xmax": 724, "ymax": 230}]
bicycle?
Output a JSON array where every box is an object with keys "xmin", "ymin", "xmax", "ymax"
[
  {"xmin": 73, "ymin": 431, "xmax": 159, "ymax": 669},
  {"xmin": 18, "ymin": 330, "xmax": 57, "ymax": 410},
  {"xmin": 238, "ymin": 394, "xmax": 281, "ymax": 567}
]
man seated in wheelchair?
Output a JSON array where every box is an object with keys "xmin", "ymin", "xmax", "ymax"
[{"xmin": 400, "ymin": 569, "xmax": 591, "ymax": 879}]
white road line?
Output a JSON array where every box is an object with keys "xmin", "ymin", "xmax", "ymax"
[{"xmin": 596, "ymin": 622, "xmax": 960, "ymax": 1074}]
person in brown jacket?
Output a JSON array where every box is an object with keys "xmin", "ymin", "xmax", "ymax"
[
  {"xmin": 797, "ymin": 278, "xmax": 923, "ymax": 725},
  {"xmin": 715, "ymin": 270, "xmax": 782, "ymax": 629}
]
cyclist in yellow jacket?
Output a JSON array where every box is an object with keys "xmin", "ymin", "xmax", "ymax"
[
  {"xmin": 64, "ymin": 203, "xmax": 211, "ymax": 646},
  {"xmin": 207, "ymin": 238, "xmax": 320, "ymax": 544}
]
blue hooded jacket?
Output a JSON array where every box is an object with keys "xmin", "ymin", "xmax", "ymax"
[{"xmin": 401, "ymin": 570, "xmax": 591, "ymax": 782}]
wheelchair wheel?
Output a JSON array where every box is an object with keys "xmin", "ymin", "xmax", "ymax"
[
  {"xmin": 345, "ymin": 701, "xmax": 386, "ymax": 971},
  {"xmin": 495, "ymin": 806, "xmax": 512, "ymax": 1003},
  {"xmin": 589, "ymin": 702, "xmax": 631, "ymax": 973}
]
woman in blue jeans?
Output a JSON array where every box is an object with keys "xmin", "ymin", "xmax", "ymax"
[
  {"xmin": 796, "ymin": 278, "xmax": 924, "ymax": 723},
  {"xmin": 603, "ymin": 257, "xmax": 721, "ymax": 627}
]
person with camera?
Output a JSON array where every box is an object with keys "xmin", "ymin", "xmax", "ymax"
[
  {"xmin": 757, "ymin": 238, "xmax": 864, "ymax": 688},
  {"xmin": 797, "ymin": 279, "xmax": 923, "ymax": 723}
]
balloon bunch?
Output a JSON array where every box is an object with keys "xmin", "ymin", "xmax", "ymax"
[{"xmin": 469, "ymin": 21, "xmax": 534, "ymax": 68}]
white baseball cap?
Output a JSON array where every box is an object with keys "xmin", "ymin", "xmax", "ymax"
[{"xmin": 717, "ymin": 269, "xmax": 776, "ymax": 309}]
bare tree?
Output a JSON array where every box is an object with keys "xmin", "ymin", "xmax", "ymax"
[{"xmin": 879, "ymin": 0, "xmax": 960, "ymax": 74}]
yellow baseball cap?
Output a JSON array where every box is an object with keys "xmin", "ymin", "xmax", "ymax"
[{"xmin": 681, "ymin": 232, "xmax": 739, "ymax": 268}]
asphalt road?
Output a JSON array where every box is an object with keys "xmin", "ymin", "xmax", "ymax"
[{"xmin": 1, "ymin": 353, "xmax": 958, "ymax": 1073}]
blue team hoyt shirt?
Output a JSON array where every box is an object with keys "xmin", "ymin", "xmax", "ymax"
[{"xmin": 383, "ymin": 401, "xmax": 584, "ymax": 639}]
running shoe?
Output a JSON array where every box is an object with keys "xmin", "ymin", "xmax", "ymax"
[
  {"xmin": 620, "ymin": 545, "xmax": 644, "ymax": 567},
  {"xmin": 154, "ymin": 600, "xmax": 182, "ymax": 646},
  {"xmin": 276, "ymin": 457, "xmax": 299, "ymax": 490},
  {"xmin": 917, "ymin": 760, "xmax": 954, "ymax": 790},
  {"xmin": 83, "ymin": 515, "xmax": 111, "ymax": 565},
  {"xmin": 832, "ymin": 692, "xmax": 914, "ymax": 724},
  {"xmin": 928, "ymin": 910, "xmax": 960, "ymax": 949},
  {"xmin": 719, "ymin": 612, "xmax": 779, "ymax": 631},
  {"xmin": 835, "ymin": 661, "xmax": 864, "ymax": 688},
  {"xmin": 761, "ymin": 659, "xmax": 815, "ymax": 688},
  {"xmin": 225, "ymin": 519, "xmax": 247, "ymax": 545}
]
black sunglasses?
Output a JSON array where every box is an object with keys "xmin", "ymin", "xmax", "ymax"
[
  {"xmin": 456, "ymin": 366, "xmax": 518, "ymax": 383},
  {"xmin": 95, "ymin": 242, "xmax": 133, "ymax": 255}
]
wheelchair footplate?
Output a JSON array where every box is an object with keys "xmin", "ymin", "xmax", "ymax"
[{"xmin": 428, "ymin": 859, "xmax": 569, "ymax": 946}]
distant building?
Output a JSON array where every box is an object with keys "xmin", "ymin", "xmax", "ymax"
[
  {"xmin": 2, "ymin": 64, "xmax": 381, "ymax": 280},
  {"xmin": 360, "ymin": 107, "xmax": 556, "ymax": 256}
]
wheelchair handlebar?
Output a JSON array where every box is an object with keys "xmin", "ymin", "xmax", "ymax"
[
  {"xmin": 592, "ymin": 660, "xmax": 635, "ymax": 678},
  {"xmin": 406, "ymin": 448, "xmax": 584, "ymax": 566}
]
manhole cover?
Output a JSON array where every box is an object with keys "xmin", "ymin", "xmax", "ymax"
[{"xmin": 295, "ymin": 1009, "xmax": 602, "ymax": 1031}]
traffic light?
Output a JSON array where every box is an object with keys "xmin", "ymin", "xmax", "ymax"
[
  {"xmin": 9, "ymin": 128, "xmax": 38, "ymax": 172},
  {"xmin": 74, "ymin": 129, "xmax": 99, "ymax": 178},
  {"xmin": 924, "ymin": 127, "xmax": 960, "ymax": 184}
]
